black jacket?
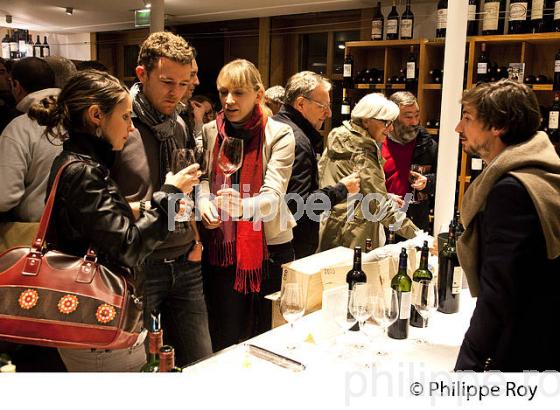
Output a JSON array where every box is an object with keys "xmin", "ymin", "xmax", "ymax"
[
  {"xmin": 46, "ymin": 132, "xmax": 180, "ymax": 270},
  {"xmin": 455, "ymin": 176, "xmax": 560, "ymax": 371},
  {"xmin": 273, "ymin": 105, "xmax": 347, "ymax": 258}
]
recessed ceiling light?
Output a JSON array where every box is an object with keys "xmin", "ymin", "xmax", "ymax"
[
  {"xmin": 5, "ymin": 15, "xmax": 12, "ymax": 24},
  {"xmin": 65, "ymin": 7, "xmax": 73, "ymax": 15},
  {"xmin": 143, "ymin": 1, "xmax": 152, "ymax": 8}
]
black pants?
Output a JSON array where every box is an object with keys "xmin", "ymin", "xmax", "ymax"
[{"xmin": 205, "ymin": 242, "xmax": 294, "ymax": 352}]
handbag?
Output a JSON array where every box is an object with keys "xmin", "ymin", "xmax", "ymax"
[{"xmin": 0, "ymin": 160, "xmax": 143, "ymax": 349}]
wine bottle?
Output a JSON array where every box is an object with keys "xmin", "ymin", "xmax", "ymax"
[
  {"xmin": 34, "ymin": 35, "xmax": 42, "ymax": 57},
  {"xmin": 43, "ymin": 36, "xmax": 50, "ymax": 57},
  {"xmin": 341, "ymin": 89, "xmax": 351, "ymax": 122},
  {"xmin": 436, "ymin": 0, "xmax": 448, "ymax": 38},
  {"xmin": 548, "ymin": 93, "xmax": 560, "ymax": 143},
  {"xmin": 140, "ymin": 311, "xmax": 163, "ymax": 372},
  {"xmin": 554, "ymin": 0, "xmax": 560, "ymax": 32},
  {"xmin": 467, "ymin": 0, "xmax": 479, "ymax": 36},
  {"xmin": 387, "ymin": 224, "xmax": 396, "ymax": 244},
  {"xmin": 509, "ymin": 0, "xmax": 529, "ymax": 34},
  {"xmin": 437, "ymin": 222, "xmax": 462, "ymax": 314},
  {"xmin": 9, "ymin": 31, "xmax": 18, "ymax": 60},
  {"xmin": 158, "ymin": 345, "xmax": 183, "ymax": 372},
  {"xmin": 482, "ymin": 0, "xmax": 505, "ymax": 35},
  {"xmin": 476, "ymin": 42, "xmax": 489, "ymax": 84},
  {"xmin": 1, "ymin": 34, "xmax": 9, "ymax": 60},
  {"xmin": 17, "ymin": 30, "xmax": 27, "ymax": 58},
  {"xmin": 400, "ymin": 0, "xmax": 414, "ymax": 40},
  {"xmin": 26, "ymin": 34, "xmax": 34, "ymax": 59},
  {"xmin": 386, "ymin": 1, "xmax": 399, "ymax": 40},
  {"xmin": 388, "ymin": 248, "xmax": 411, "ymax": 340},
  {"xmin": 405, "ymin": 45, "xmax": 417, "ymax": 92},
  {"xmin": 371, "ymin": 1, "xmax": 384, "ymax": 41},
  {"xmin": 554, "ymin": 50, "xmax": 560, "ymax": 91},
  {"xmin": 343, "ymin": 54, "xmax": 353, "ymax": 89},
  {"xmin": 531, "ymin": 0, "xmax": 547, "ymax": 33},
  {"xmin": 346, "ymin": 246, "xmax": 366, "ymax": 331},
  {"xmin": 365, "ymin": 238, "xmax": 373, "ymax": 253},
  {"xmin": 410, "ymin": 241, "xmax": 433, "ymax": 328}
]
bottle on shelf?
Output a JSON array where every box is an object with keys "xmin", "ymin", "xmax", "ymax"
[
  {"xmin": 343, "ymin": 54, "xmax": 353, "ymax": 90},
  {"xmin": 140, "ymin": 311, "xmax": 163, "ymax": 372},
  {"xmin": 531, "ymin": 0, "xmax": 548, "ymax": 33},
  {"xmin": 346, "ymin": 246, "xmax": 366, "ymax": 331},
  {"xmin": 467, "ymin": 0, "xmax": 479, "ymax": 36},
  {"xmin": 405, "ymin": 45, "xmax": 417, "ymax": 92},
  {"xmin": 548, "ymin": 92, "xmax": 560, "ymax": 144},
  {"xmin": 388, "ymin": 248, "xmax": 411, "ymax": 340},
  {"xmin": 158, "ymin": 345, "xmax": 183, "ymax": 372},
  {"xmin": 482, "ymin": 0, "xmax": 505, "ymax": 35},
  {"xmin": 508, "ymin": 0, "xmax": 530, "ymax": 34},
  {"xmin": 341, "ymin": 89, "xmax": 351, "ymax": 122},
  {"xmin": 400, "ymin": 0, "xmax": 414, "ymax": 40},
  {"xmin": 437, "ymin": 222, "xmax": 462, "ymax": 314},
  {"xmin": 1, "ymin": 34, "xmax": 9, "ymax": 60},
  {"xmin": 410, "ymin": 241, "xmax": 433, "ymax": 328},
  {"xmin": 386, "ymin": 1, "xmax": 399, "ymax": 40},
  {"xmin": 436, "ymin": 0, "xmax": 448, "ymax": 38},
  {"xmin": 554, "ymin": 50, "xmax": 560, "ymax": 91},
  {"xmin": 26, "ymin": 34, "xmax": 34, "ymax": 59},
  {"xmin": 365, "ymin": 238, "xmax": 373, "ymax": 253},
  {"xmin": 555, "ymin": 0, "xmax": 560, "ymax": 32},
  {"xmin": 34, "ymin": 35, "xmax": 42, "ymax": 57},
  {"xmin": 17, "ymin": 30, "xmax": 27, "ymax": 58},
  {"xmin": 535, "ymin": 74, "xmax": 549, "ymax": 83},
  {"xmin": 42, "ymin": 36, "xmax": 50, "ymax": 57},
  {"xmin": 371, "ymin": 1, "xmax": 384, "ymax": 41},
  {"xmin": 476, "ymin": 42, "xmax": 489, "ymax": 83},
  {"xmin": 9, "ymin": 31, "xmax": 18, "ymax": 60}
]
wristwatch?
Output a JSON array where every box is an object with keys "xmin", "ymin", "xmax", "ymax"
[{"xmin": 139, "ymin": 199, "xmax": 147, "ymax": 216}]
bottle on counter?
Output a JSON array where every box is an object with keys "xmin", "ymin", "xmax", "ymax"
[
  {"xmin": 346, "ymin": 246, "xmax": 367, "ymax": 331},
  {"xmin": 388, "ymin": 248, "xmax": 412, "ymax": 340},
  {"xmin": 140, "ymin": 311, "xmax": 163, "ymax": 372},
  {"xmin": 158, "ymin": 345, "xmax": 183, "ymax": 372},
  {"xmin": 437, "ymin": 222, "xmax": 462, "ymax": 314},
  {"xmin": 410, "ymin": 241, "xmax": 433, "ymax": 328}
]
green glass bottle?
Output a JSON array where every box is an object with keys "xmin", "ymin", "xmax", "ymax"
[
  {"xmin": 388, "ymin": 248, "xmax": 412, "ymax": 340},
  {"xmin": 410, "ymin": 241, "xmax": 433, "ymax": 328},
  {"xmin": 140, "ymin": 311, "xmax": 163, "ymax": 372},
  {"xmin": 159, "ymin": 345, "xmax": 183, "ymax": 372},
  {"xmin": 437, "ymin": 222, "xmax": 462, "ymax": 314}
]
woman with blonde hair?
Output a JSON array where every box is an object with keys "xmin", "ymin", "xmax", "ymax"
[
  {"xmin": 318, "ymin": 92, "xmax": 419, "ymax": 251},
  {"xmin": 198, "ymin": 59, "xmax": 296, "ymax": 351}
]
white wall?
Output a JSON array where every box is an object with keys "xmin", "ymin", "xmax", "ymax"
[{"xmin": 49, "ymin": 32, "xmax": 91, "ymax": 60}]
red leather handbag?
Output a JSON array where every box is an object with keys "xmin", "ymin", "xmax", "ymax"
[{"xmin": 0, "ymin": 160, "xmax": 143, "ymax": 349}]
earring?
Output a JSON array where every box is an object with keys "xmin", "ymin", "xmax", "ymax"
[{"xmin": 95, "ymin": 127, "xmax": 103, "ymax": 138}]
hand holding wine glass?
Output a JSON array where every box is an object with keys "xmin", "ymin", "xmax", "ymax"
[
  {"xmin": 280, "ymin": 283, "xmax": 305, "ymax": 350},
  {"xmin": 412, "ymin": 279, "xmax": 438, "ymax": 344},
  {"xmin": 409, "ymin": 164, "xmax": 426, "ymax": 203}
]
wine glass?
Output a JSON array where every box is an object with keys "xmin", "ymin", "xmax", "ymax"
[
  {"xmin": 172, "ymin": 148, "xmax": 196, "ymax": 222},
  {"xmin": 411, "ymin": 279, "xmax": 438, "ymax": 344},
  {"xmin": 349, "ymin": 283, "xmax": 373, "ymax": 347},
  {"xmin": 408, "ymin": 163, "xmax": 423, "ymax": 204},
  {"xmin": 217, "ymin": 137, "xmax": 244, "ymax": 189},
  {"xmin": 371, "ymin": 288, "xmax": 399, "ymax": 356},
  {"xmin": 279, "ymin": 283, "xmax": 305, "ymax": 350}
]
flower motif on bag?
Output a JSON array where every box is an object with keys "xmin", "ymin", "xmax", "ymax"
[
  {"xmin": 95, "ymin": 304, "xmax": 116, "ymax": 324},
  {"xmin": 57, "ymin": 294, "xmax": 79, "ymax": 315},
  {"xmin": 18, "ymin": 289, "xmax": 39, "ymax": 310}
]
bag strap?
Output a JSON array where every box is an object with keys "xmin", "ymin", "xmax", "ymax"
[{"xmin": 31, "ymin": 159, "xmax": 85, "ymax": 252}]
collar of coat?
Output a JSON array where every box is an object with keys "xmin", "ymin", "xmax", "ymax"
[{"xmin": 275, "ymin": 104, "xmax": 323, "ymax": 151}]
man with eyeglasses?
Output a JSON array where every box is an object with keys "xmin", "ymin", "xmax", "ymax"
[
  {"xmin": 273, "ymin": 71, "xmax": 360, "ymax": 259},
  {"xmin": 382, "ymin": 91, "xmax": 438, "ymax": 233}
]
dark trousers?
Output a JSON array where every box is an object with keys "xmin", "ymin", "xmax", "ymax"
[
  {"xmin": 205, "ymin": 242, "xmax": 295, "ymax": 352},
  {"xmin": 142, "ymin": 256, "xmax": 212, "ymax": 367}
]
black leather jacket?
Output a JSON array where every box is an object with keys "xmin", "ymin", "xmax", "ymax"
[{"xmin": 46, "ymin": 132, "xmax": 181, "ymax": 270}]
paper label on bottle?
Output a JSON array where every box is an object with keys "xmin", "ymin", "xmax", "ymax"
[
  {"xmin": 471, "ymin": 157, "xmax": 483, "ymax": 171},
  {"xmin": 34, "ymin": 46, "xmax": 41, "ymax": 57},
  {"xmin": 468, "ymin": 4, "xmax": 477, "ymax": 21},
  {"xmin": 406, "ymin": 62, "xmax": 416, "ymax": 79},
  {"xmin": 1, "ymin": 44, "xmax": 9, "ymax": 59},
  {"xmin": 483, "ymin": 3, "xmax": 500, "ymax": 31},
  {"xmin": 343, "ymin": 63, "xmax": 352, "ymax": 78},
  {"xmin": 477, "ymin": 62, "xmax": 488, "ymax": 74},
  {"xmin": 452, "ymin": 266, "xmax": 463, "ymax": 295},
  {"xmin": 555, "ymin": 60, "xmax": 560, "ymax": 73},
  {"xmin": 555, "ymin": 2, "xmax": 560, "ymax": 20},
  {"xmin": 371, "ymin": 21, "xmax": 383, "ymax": 39},
  {"xmin": 509, "ymin": 3, "xmax": 528, "ymax": 21},
  {"xmin": 549, "ymin": 111, "xmax": 559, "ymax": 129},
  {"xmin": 531, "ymin": 0, "xmax": 544, "ymax": 20},
  {"xmin": 401, "ymin": 19, "xmax": 413, "ymax": 38},
  {"xmin": 9, "ymin": 42, "xmax": 17, "ymax": 52},
  {"xmin": 398, "ymin": 291, "xmax": 411, "ymax": 319},
  {"xmin": 387, "ymin": 19, "xmax": 398, "ymax": 34},
  {"xmin": 341, "ymin": 104, "xmax": 350, "ymax": 115},
  {"xmin": 437, "ymin": 9, "xmax": 448, "ymax": 29},
  {"xmin": 43, "ymin": 48, "xmax": 50, "ymax": 57}
]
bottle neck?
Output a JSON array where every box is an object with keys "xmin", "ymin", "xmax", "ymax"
[
  {"xmin": 419, "ymin": 248, "xmax": 429, "ymax": 269},
  {"xmin": 148, "ymin": 330, "xmax": 163, "ymax": 355},
  {"xmin": 353, "ymin": 249, "xmax": 362, "ymax": 271},
  {"xmin": 398, "ymin": 253, "xmax": 407, "ymax": 274}
]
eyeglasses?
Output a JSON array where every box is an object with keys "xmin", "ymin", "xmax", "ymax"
[
  {"xmin": 303, "ymin": 96, "xmax": 332, "ymax": 112},
  {"xmin": 372, "ymin": 118, "xmax": 393, "ymax": 128}
]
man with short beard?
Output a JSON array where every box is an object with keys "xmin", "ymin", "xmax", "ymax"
[{"xmin": 382, "ymin": 91, "xmax": 437, "ymax": 232}]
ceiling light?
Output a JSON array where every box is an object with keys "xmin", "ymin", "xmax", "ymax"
[
  {"xmin": 143, "ymin": 1, "xmax": 151, "ymax": 8},
  {"xmin": 5, "ymin": 15, "xmax": 12, "ymax": 24},
  {"xmin": 66, "ymin": 7, "xmax": 73, "ymax": 15}
]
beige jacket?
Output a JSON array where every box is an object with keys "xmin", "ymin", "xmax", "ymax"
[{"xmin": 199, "ymin": 117, "xmax": 296, "ymax": 245}]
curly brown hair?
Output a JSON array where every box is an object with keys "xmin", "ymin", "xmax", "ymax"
[{"xmin": 137, "ymin": 31, "xmax": 195, "ymax": 73}]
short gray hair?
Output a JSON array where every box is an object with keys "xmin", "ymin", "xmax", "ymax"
[
  {"xmin": 264, "ymin": 85, "xmax": 285, "ymax": 103},
  {"xmin": 389, "ymin": 91, "xmax": 418, "ymax": 107},
  {"xmin": 44, "ymin": 56, "xmax": 77, "ymax": 88},
  {"xmin": 351, "ymin": 93, "xmax": 399, "ymax": 122},
  {"xmin": 284, "ymin": 71, "xmax": 331, "ymax": 106}
]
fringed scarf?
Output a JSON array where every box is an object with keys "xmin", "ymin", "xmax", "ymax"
[{"xmin": 208, "ymin": 105, "xmax": 268, "ymax": 293}]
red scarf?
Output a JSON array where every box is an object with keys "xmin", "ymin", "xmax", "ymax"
[{"xmin": 208, "ymin": 105, "xmax": 268, "ymax": 293}]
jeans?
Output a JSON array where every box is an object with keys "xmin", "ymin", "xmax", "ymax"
[
  {"xmin": 205, "ymin": 242, "xmax": 295, "ymax": 352},
  {"xmin": 142, "ymin": 256, "xmax": 212, "ymax": 367}
]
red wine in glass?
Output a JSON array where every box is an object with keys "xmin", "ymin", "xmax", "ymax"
[{"xmin": 217, "ymin": 137, "xmax": 244, "ymax": 188}]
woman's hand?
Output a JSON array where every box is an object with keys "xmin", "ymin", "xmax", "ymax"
[
  {"xmin": 215, "ymin": 188, "xmax": 243, "ymax": 218},
  {"xmin": 165, "ymin": 163, "xmax": 201, "ymax": 194},
  {"xmin": 410, "ymin": 171, "xmax": 427, "ymax": 191},
  {"xmin": 339, "ymin": 172, "xmax": 361, "ymax": 194}
]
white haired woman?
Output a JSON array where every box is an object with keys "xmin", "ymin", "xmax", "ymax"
[{"xmin": 318, "ymin": 93, "xmax": 419, "ymax": 251}]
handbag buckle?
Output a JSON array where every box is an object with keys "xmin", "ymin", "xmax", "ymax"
[{"xmin": 22, "ymin": 252, "xmax": 42, "ymax": 276}]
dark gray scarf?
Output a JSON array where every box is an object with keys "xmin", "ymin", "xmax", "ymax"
[{"xmin": 131, "ymin": 83, "xmax": 181, "ymax": 187}]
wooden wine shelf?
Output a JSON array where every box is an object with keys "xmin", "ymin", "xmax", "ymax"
[
  {"xmin": 354, "ymin": 83, "xmax": 406, "ymax": 90},
  {"xmin": 426, "ymin": 128, "xmax": 439, "ymax": 136},
  {"xmin": 526, "ymin": 84, "xmax": 553, "ymax": 91},
  {"xmin": 423, "ymin": 83, "xmax": 442, "ymax": 90},
  {"xmin": 345, "ymin": 39, "xmax": 425, "ymax": 49},
  {"xmin": 471, "ymin": 32, "xmax": 560, "ymax": 45}
]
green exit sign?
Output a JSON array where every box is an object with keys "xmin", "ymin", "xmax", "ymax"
[{"xmin": 135, "ymin": 8, "xmax": 151, "ymax": 28}]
